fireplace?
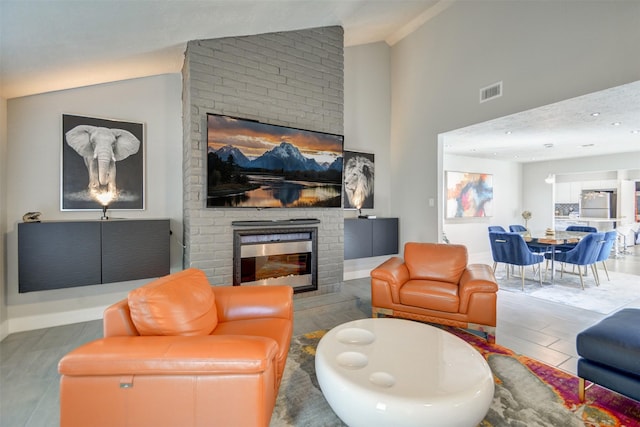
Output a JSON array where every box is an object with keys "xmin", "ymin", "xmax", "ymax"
[{"xmin": 233, "ymin": 227, "xmax": 318, "ymax": 293}]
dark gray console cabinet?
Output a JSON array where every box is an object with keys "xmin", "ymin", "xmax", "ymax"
[
  {"xmin": 19, "ymin": 220, "xmax": 170, "ymax": 293},
  {"xmin": 344, "ymin": 218, "xmax": 399, "ymax": 260}
]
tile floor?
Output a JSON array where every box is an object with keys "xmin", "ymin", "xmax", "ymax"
[{"xmin": 1, "ymin": 249, "xmax": 639, "ymax": 426}]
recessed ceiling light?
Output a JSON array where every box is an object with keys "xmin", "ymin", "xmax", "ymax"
[
  {"xmin": 505, "ymin": 131, "xmax": 512, "ymax": 135},
  {"xmin": 631, "ymin": 130, "xmax": 640, "ymax": 134},
  {"xmin": 590, "ymin": 112, "xmax": 600, "ymax": 117},
  {"xmin": 581, "ymin": 144, "xmax": 595, "ymax": 148},
  {"xmin": 543, "ymin": 143, "xmax": 554, "ymax": 148},
  {"xmin": 612, "ymin": 122, "xmax": 622, "ymax": 126}
]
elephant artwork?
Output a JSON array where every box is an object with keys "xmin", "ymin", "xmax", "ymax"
[
  {"xmin": 62, "ymin": 114, "xmax": 144, "ymax": 210},
  {"xmin": 66, "ymin": 125, "xmax": 140, "ymax": 195}
]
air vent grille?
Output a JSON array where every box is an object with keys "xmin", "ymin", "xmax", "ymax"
[{"xmin": 480, "ymin": 81, "xmax": 503, "ymax": 103}]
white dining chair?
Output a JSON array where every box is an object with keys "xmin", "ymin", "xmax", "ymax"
[{"xmin": 616, "ymin": 224, "xmax": 633, "ymax": 255}]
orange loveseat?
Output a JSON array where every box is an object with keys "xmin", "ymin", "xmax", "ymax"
[
  {"xmin": 370, "ymin": 242, "xmax": 498, "ymax": 341},
  {"xmin": 58, "ymin": 268, "xmax": 293, "ymax": 427}
]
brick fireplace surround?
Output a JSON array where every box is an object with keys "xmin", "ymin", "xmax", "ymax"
[{"xmin": 182, "ymin": 26, "xmax": 345, "ymax": 296}]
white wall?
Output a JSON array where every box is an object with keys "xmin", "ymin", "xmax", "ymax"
[
  {"xmin": 344, "ymin": 42, "xmax": 392, "ymax": 218},
  {"xmin": 0, "ymin": 96, "xmax": 8, "ymax": 340},
  {"xmin": 443, "ymin": 154, "xmax": 522, "ymax": 260},
  {"xmin": 390, "ymin": 0, "xmax": 640, "ymax": 250},
  {"xmin": 5, "ymin": 74, "xmax": 183, "ymax": 333},
  {"xmin": 343, "ymin": 42, "xmax": 394, "ymax": 278}
]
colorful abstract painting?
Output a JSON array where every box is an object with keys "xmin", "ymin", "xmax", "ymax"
[{"xmin": 446, "ymin": 171, "xmax": 493, "ymax": 218}]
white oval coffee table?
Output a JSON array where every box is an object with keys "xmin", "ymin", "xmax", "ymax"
[{"xmin": 315, "ymin": 318, "xmax": 494, "ymax": 427}]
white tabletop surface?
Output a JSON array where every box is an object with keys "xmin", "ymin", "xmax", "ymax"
[{"xmin": 315, "ymin": 318, "xmax": 494, "ymax": 427}]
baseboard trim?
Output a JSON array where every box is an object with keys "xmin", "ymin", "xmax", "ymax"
[
  {"xmin": 0, "ymin": 319, "xmax": 8, "ymax": 342},
  {"xmin": 7, "ymin": 306, "xmax": 105, "ymax": 335},
  {"xmin": 343, "ymin": 269, "xmax": 372, "ymax": 281}
]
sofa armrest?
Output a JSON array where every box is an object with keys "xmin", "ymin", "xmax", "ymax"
[
  {"xmin": 59, "ymin": 335, "xmax": 278, "ymax": 377},
  {"xmin": 371, "ymin": 257, "xmax": 410, "ymax": 303},
  {"xmin": 213, "ymin": 285, "xmax": 293, "ymax": 323},
  {"xmin": 458, "ymin": 264, "xmax": 498, "ymax": 313},
  {"xmin": 104, "ymin": 299, "xmax": 140, "ymax": 337}
]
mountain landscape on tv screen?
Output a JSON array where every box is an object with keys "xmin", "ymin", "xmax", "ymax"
[
  {"xmin": 207, "ymin": 142, "xmax": 343, "ymax": 208},
  {"xmin": 213, "ymin": 142, "xmax": 343, "ymax": 173}
]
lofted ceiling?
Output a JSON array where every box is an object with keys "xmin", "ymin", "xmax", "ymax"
[
  {"xmin": 1, "ymin": 0, "xmax": 638, "ymax": 163},
  {"xmin": 443, "ymin": 80, "xmax": 640, "ymax": 164},
  {"xmin": 0, "ymin": 0, "xmax": 440, "ymax": 99}
]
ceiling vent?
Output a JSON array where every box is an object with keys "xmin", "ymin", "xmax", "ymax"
[{"xmin": 479, "ymin": 81, "xmax": 503, "ymax": 103}]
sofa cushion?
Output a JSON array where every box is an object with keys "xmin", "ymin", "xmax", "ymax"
[
  {"xmin": 400, "ymin": 279, "xmax": 459, "ymax": 313},
  {"xmin": 128, "ymin": 268, "xmax": 218, "ymax": 336},
  {"xmin": 576, "ymin": 308, "xmax": 640, "ymax": 376},
  {"xmin": 404, "ymin": 242, "xmax": 467, "ymax": 284}
]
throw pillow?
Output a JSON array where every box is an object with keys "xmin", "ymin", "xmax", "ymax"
[{"xmin": 128, "ymin": 268, "xmax": 218, "ymax": 336}]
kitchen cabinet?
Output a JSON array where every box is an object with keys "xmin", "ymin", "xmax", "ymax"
[
  {"xmin": 570, "ymin": 182, "xmax": 582, "ymax": 202},
  {"xmin": 555, "ymin": 183, "xmax": 570, "ymax": 203},
  {"xmin": 582, "ymin": 180, "xmax": 617, "ymax": 191},
  {"xmin": 18, "ymin": 219, "xmax": 170, "ymax": 293},
  {"xmin": 344, "ymin": 218, "xmax": 398, "ymax": 260},
  {"xmin": 555, "ymin": 182, "xmax": 582, "ymax": 203}
]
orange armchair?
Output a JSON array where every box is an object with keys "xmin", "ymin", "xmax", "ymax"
[
  {"xmin": 58, "ymin": 268, "xmax": 293, "ymax": 427},
  {"xmin": 371, "ymin": 242, "xmax": 498, "ymax": 341}
]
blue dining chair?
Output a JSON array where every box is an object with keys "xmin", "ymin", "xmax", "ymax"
[
  {"xmin": 593, "ymin": 230, "xmax": 617, "ymax": 282},
  {"xmin": 555, "ymin": 225, "xmax": 598, "ymax": 253},
  {"xmin": 489, "ymin": 232, "xmax": 544, "ymax": 290},
  {"xmin": 488, "ymin": 231, "xmax": 508, "ymax": 273},
  {"xmin": 545, "ymin": 232, "xmax": 605, "ymax": 289},
  {"xmin": 566, "ymin": 226, "xmax": 598, "ymax": 233},
  {"xmin": 488, "ymin": 226, "xmax": 508, "ymax": 270},
  {"xmin": 507, "ymin": 224, "xmax": 549, "ymax": 254}
]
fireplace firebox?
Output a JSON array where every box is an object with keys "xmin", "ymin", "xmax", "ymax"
[{"xmin": 233, "ymin": 227, "xmax": 318, "ymax": 293}]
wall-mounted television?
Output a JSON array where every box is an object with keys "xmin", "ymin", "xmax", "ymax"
[{"xmin": 206, "ymin": 113, "xmax": 344, "ymax": 208}]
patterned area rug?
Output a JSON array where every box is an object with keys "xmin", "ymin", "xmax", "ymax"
[
  {"xmin": 495, "ymin": 267, "xmax": 640, "ymax": 314},
  {"xmin": 270, "ymin": 327, "xmax": 640, "ymax": 427}
]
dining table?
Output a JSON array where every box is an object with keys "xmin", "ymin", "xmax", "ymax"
[{"xmin": 518, "ymin": 230, "xmax": 591, "ymax": 283}]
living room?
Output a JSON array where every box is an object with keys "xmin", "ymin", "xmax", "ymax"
[
  {"xmin": 1, "ymin": 1, "xmax": 640, "ymax": 424},
  {"xmin": 3, "ymin": 1, "xmax": 639, "ymax": 339}
]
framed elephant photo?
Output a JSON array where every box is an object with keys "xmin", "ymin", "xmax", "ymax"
[{"xmin": 61, "ymin": 114, "xmax": 144, "ymax": 211}]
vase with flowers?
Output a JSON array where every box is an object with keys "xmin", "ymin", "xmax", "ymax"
[{"xmin": 521, "ymin": 210, "xmax": 532, "ymax": 229}]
